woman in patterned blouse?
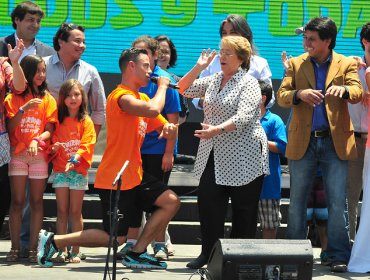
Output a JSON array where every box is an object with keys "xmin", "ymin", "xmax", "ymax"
[{"xmin": 178, "ymin": 36, "xmax": 269, "ymax": 269}]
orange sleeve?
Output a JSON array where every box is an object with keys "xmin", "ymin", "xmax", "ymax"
[
  {"xmin": 147, "ymin": 113, "xmax": 167, "ymax": 133},
  {"xmin": 45, "ymin": 93, "xmax": 58, "ymax": 124},
  {"xmin": 137, "ymin": 93, "xmax": 167, "ymax": 132},
  {"xmin": 4, "ymin": 94, "xmax": 19, "ymax": 118},
  {"xmin": 76, "ymin": 117, "xmax": 96, "ymax": 167}
]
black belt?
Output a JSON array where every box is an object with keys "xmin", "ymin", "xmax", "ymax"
[
  {"xmin": 354, "ymin": 132, "xmax": 368, "ymax": 138},
  {"xmin": 311, "ymin": 130, "xmax": 330, "ymax": 138}
]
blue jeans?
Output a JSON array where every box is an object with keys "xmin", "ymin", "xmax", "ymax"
[{"xmin": 287, "ymin": 135, "xmax": 351, "ymax": 262}]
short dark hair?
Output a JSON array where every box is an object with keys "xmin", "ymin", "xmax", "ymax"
[
  {"xmin": 360, "ymin": 22, "xmax": 370, "ymax": 50},
  {"xmin": 258, "ymin": 80, "xmax": 272, "ymax": 107},
  {"xmin": 304, "ymin": 17, "xmax": 337, "ymax": 50},
  {"xmin": 11, "ymin": 1, "xmax": 44, "ymax": 29},
  {"xmin": 132, "ymin": 35, "xmax": 158, "ymax": 55},
  {"xmin": 118, "ymin": 48, "xmax": 148, "ymax": 73},
  {"xmin": 20, "ymin": 55, "xmax": 47, "ymax": 98},
  {"xmin": 219, "ymin": 14, "xmax": 256, "ymax": 54},
  {"xmin": 155, "ymin": 35, "xmax": 178, "ymax": 68},
  {"xmin": 53, "ymin": 23, "xmax": 85, "ymax": 51}
]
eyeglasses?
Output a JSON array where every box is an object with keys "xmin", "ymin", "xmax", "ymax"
[
  {"xmin": 159, "ymin": 49, "xmax": 171, "ymax": 56},
  {"xmin": 218, "ymin": 51, "xmax": 234, "ymax": 57},
  {"xmin": 61, "ymin": 23, "xmax": 83, "ymax": 31}
]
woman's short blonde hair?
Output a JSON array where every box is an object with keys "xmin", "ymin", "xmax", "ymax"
[{"xmin": 220, "ymin": 36, "xmax": 251, "ymax": 70}]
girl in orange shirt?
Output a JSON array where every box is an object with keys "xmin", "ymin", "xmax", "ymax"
[
  {"xmin": 49, "ymin": 79, "xmax": 96, "ymax": 263},
  {"xmin": 4, "ymin": 55, "xmax": 57, "ymax": 263}
]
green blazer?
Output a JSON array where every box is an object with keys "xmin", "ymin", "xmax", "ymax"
[{"xmin": 277, "ymin": 51, "xmax": 363, "ymax": 160}]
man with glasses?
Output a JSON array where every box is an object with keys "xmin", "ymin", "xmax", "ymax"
[{"xmin": 44, "ymin": 23, "xmax": 106, "ymax": 136}]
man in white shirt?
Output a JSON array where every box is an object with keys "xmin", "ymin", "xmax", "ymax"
[{"xmin": 44, "ymin": 23, "xmax": 106, "ymax": 136}]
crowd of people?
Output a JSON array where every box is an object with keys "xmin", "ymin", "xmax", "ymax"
[{"xmin": 1, "ymin": 0, "xmax": 370, "ymax": 275}]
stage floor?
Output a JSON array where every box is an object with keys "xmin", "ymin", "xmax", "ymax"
[{"xmin": 0, "ymin": 240, "xmax": 368, "ymax": 280}]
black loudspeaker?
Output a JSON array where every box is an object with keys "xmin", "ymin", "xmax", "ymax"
[{"xmin": 206, "ymin": 239, "xmax": 313, "ymax": 280}]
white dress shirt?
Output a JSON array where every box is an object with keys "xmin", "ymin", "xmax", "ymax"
[
  {"xmin": 348, "ymin": 57, "xmax": 368, "ymax": 133},
  {"xmin": 15, "ymin": 33, "xmax": 36, "ymax": 62},
  {"xmin": 44, "ymin": 54, "xmax": 106, "ymax": 125}
]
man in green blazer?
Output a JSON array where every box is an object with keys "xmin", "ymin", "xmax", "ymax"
[{"xmin": 277, "ymin": 17, "xmax": 362, "ymax": 273}]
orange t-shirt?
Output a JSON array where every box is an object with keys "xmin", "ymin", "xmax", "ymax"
[
  {"xmin": 51, "ymin": 116, "xmax": 96, "ymax": 176},
  {"xmin": 94, "ymin": 85, "xmax": 167, "ymax": 190},
  {"xmin": 4, "ymin": 91, "xmax": 58, "ymax": 154}
]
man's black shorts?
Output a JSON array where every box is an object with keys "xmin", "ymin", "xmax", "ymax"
[{"xmin": 97, "ymin": 171, "xmax": 169, "ymax": 236}]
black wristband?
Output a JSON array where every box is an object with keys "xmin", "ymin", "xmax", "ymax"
[{"xmin": 293, "ymin": 90, "xmax": 301, "ymax": 105}]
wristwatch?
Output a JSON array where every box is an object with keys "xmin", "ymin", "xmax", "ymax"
[{"xmin": 19, "ymin": 107, "xmax": 25, "ymax": 114}]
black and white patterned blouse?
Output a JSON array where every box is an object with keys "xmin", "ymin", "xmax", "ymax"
[{"xmin": 183, "ymin": 69, "xmax": 269, "ymax": 186}]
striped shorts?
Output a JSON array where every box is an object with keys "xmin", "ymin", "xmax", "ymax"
[
  {"xmin": 8, "ymin": 149, "xmax": 48, "ymax": 179},
  {"xmin": 258, "ymin": 199, "xmax": 281, "ymax": 229}
]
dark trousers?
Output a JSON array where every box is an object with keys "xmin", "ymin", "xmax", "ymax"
[
  {"xmin": 0, "ymin": 164, "xmax": 11, "ymax": 233},
  {"xmin": 198, "ymin": 152, "xmax": 263, "ymax": 257},
  {"xmin": 141, "ymin": 154, "xmax": 171, "ymax": 185}
]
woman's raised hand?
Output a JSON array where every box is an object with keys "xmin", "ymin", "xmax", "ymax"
[{"xmin": 197, "ymin": 49, "xmax": 217, "ymax": 70}]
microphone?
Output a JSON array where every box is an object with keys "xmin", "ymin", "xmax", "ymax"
[
  {"xmin": 150, "ymin": 76, "xmax": 180, "ymax": 89},
  {"xmin": 112, "ymin": 160, "xmax": 129, "ymax": 187}
]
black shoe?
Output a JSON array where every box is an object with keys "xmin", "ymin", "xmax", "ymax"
[
  {"xmin": 331, "ymin": 261, "xmax": 348, "ymax": 273},
  {"xmin": 186, "ymin": 254, "xmax": 208, "ymax": 269}
]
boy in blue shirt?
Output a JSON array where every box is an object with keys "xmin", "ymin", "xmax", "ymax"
[{"xmin": 258, "ymin": 80, "xmax": 287, "ymax": 239}]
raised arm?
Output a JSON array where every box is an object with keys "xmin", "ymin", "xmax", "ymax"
[
  {"xmin": 178, "ymin": 49, "xmax": 216, "ymax": 94},
  {"xmin": 7, "ymin": 39, "xmax": 26, "ymax": 92},
  {"xmin": 118, "ymin": 76, "xmax": 170, "ymax": 117}
]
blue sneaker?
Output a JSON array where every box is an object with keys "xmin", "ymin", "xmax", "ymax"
[
  {"xmin": 37, "ymin": 229, "xmax": 57, "ymax": 268},
  {"xmin": 153, "ymin": 243, "xmax": 169, "ymax": 260},
  {"xmin": 122, "ymin": 250, "xmax": 167, "ymax": 269},
  {"xmin": 116, "ymin": 242, "xmax": 134, "ymax": 260}
]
